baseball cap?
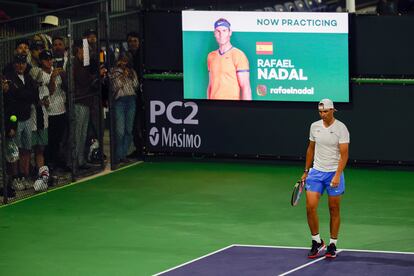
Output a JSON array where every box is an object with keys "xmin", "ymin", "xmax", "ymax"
[
  {"xmin": 39, "ymin": 50, "xmax": 53, "ymax": 60},
  {"xmin": 13, "ymin": 54, "xmax": 27, "ymax": 64},
  {"xmin": 30, "ymin": 39, "xmax": 45, "ymax": 50},
  {"xmin": 41, "ymin": 15, "xmax": 59, "ymax": 27},
  {"xmin": 214, "ymin": 18, "xmax": 231, "ymax": 29},
  {"xmin": 318, "ymin": 98, "xmax": 337, "ymax": 111},
  {"xmin": 83, "ymin": 28, "xmax": 97, "ymax": 37}
]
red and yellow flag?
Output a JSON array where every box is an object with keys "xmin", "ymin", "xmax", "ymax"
[{"xmin": 256, "ymin": 42, "xmax": 273, "ymax": 55}]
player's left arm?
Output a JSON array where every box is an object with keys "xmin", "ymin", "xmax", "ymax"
[
  {"xmin": 237, "ymin": 72, "xmax": 252, "ymax": 100},
  {"xmin": 331, "ymin": 143, "xmax": 349, "ymax": 187}
]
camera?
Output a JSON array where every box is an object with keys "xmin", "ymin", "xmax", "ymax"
[{"xmin": 53, "ymin": 58, "xmax": 64, "ymax": 68}]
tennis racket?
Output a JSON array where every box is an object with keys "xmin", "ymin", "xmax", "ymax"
[{"xmin": 291, "ymin": 180, "xmax": 305, "ymax": 206}]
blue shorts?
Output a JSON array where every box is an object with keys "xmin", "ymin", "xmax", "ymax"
[{"xmin": 305, "ymin": 168, "xmax": 345, "ymax": 196}]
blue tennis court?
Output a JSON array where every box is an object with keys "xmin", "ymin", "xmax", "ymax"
[{"xmin": 155, "ymin": 244, "xmax": 414, "ymax": 276}]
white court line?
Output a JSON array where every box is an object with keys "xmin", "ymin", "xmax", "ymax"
[
  {"xmin": 234, "ymin": 244, "xmax": 414, "ymax": 255},
  {"xmin": 153, "ymin": 244, "xmax": 414, "ymax": 275},
  {"xmin": 1, "ymin": 161, "xmax": 143, "ymax": 208},
  {"xmin": 277, "ymin": 250, "xmax": 343, "ymax": 276},
  {"xmin": 152, "ymin": 244, "xmax": 235, "ymax": 276},
  {"xmin": 233, "ymin": 244, "xmax": 310, "ymax": 250},
  {"xmin": 339, "ymin": 248, "xmax": 414, "ymax": 255},
  {"xmin": 234, "ymin": 244, "xmax": 343, "ymax": 276}
]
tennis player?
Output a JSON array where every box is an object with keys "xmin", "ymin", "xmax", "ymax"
[
  {"xmin": 301, "ymin": 99, "xmax": 350, "ymax": 259},
  {"xmin": 206, "ymin": 18, "xmax": 252, "ymax": 100}
]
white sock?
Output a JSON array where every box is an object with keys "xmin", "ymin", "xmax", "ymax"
[
  {"xmin": 330, "ymin": 238, "xmax": 337, "ymax": 246},
  {"xmin": 39, "ymin": 166, "xmax": 49, "ymax": 181},
  {"xmin": 312, "ymin": 234, "xmax": 321, "ymax": 243}
]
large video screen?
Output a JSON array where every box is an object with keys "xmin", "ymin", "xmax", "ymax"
[{"xmin": 182, "ymin": 11, "xmax": 349, "ymax": 102}]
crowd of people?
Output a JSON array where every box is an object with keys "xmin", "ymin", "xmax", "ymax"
[{"xmin": 1, "ymin": 16, "xmax": 143, "ymax": 198}]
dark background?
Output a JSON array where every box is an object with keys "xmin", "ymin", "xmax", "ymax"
[{"xmin": 142, "ymin": 12, "xmax": 414, "ymax": 164}]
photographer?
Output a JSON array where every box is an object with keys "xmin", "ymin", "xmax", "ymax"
[
  {"xmin": 1, "ymin": 75, "xmax": 19, "ymax": 195},
  {"xmin": 38, "ymin": 50, "xmax": 67, "ymax": 171},
  {"xmin": 109, "ymin": 53, "xmax": 138, "ymax": 164},
  {"xmin": 28, "ymin": 50, "xmax": 56, "ymax": 191},
  {"xmin": 3, "ymin": 54, "xmax": 39, "ymax": 189}
]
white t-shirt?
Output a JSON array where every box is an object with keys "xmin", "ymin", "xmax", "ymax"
[
  {"xmin": 309, "ymin": 119, "xmax": 350, "ymax": 172},
  {"xmin": 38, "ymin": 69, "xmax": 66, "ymax": 116}
]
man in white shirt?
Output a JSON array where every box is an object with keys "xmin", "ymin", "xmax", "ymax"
[
  {"xmin": 301, "ymin": 98, "xmax": 350, "ymax": 259},
  {"xmin": 38, "ymin": 49, "xmax": 67, "ymax": 172}
]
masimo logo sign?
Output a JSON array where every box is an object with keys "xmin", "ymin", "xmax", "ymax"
[
  {"xmin": 149, "ymin": 101, "xmax": 201, "ymax": 148},
  {"xmin": 149, "ymin": 127, "xmax": 159, "ymax": 146}
]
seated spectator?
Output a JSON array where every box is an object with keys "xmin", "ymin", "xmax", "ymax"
[{"xmin": 109, "ymin": 53, "xmax": 139, "ymax": 164}]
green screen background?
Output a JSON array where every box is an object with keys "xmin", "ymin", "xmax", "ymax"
[{"xmin": 183, "ymin": 31, "xmax": 349, "ymax": 102}]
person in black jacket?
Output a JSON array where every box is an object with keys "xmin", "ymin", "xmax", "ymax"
[
  {"xmin": 1, "ymin": 72, "xmax": 19, "ymax": 195},
  {"xmin": 3, "ymin": 54, "xmax": 39, "ymax": 189}
]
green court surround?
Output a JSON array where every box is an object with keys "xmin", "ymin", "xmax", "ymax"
[{"xmin": 0, "ymin": 161, "xmax": 413, "ymax": 275}]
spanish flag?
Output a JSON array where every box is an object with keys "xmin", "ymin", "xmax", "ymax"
[{"xmin": 256, "ymin": 42, "xmax": 273, "ymax": 55}]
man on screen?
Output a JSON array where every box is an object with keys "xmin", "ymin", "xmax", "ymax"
[{"xmin": 207, "ymin": 18, "xmax": 252, "ymax": 100}]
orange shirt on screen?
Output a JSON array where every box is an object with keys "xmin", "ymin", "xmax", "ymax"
[{"xmin": 207, "ymin": 47, "xmax": 249, "ymax": 100}]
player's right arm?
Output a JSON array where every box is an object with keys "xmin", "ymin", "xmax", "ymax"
[{"xmin": 301, "ymin": 140, "xmax": 315, "ymax": 181}]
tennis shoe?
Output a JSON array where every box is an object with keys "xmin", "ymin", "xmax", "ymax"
[
  {"xmin": 308, "ymin": 240, "xmax": 325, "ymax": 259},
  {"xmin": 325, "ymin": 243, "xmax": 337, "ymax": 258},
  {"xmin": 34, "ymin": 166, "xmax": 49, "ymax": 192},
  {"xmin": 22, "ymin": 177, "xmax": 33, "ymax": 189},
  {"xmin": 12, "ymin": 178, "xmax": 25, "ymax": 191},
  {"xmin": 33, "ymin": 178, "xmax": 48, "ymax": 192}
]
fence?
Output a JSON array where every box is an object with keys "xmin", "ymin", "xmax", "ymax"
[{"xmin": 0, "ymin": 1, "xmax": 143, "ymax": 204}]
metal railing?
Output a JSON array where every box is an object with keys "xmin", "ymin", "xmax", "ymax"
[{"xmin": 0, "ymin": 2, "xmax": 143, "ymax": 205}]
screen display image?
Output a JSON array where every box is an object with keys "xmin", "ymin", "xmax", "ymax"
[{"xmin": 182, "ymin": 11, "xmax": 349, "ymax": 102}]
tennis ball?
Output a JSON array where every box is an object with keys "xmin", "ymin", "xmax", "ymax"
[{"xmin": 10, "ymin": 115, "xmax": 17, "ymax": 122}]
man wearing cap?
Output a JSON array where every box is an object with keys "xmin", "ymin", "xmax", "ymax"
[
  {"xmin": 83, "ymin": 28, "xmax": 98, "ymax": 71},
  {"xmin": 29, "ymin": 36, "xmax": 47, "ymax": 80},
  {"xmin": 2, "ymin": 39, "xmax": 32, "ymax": 75},
  {"xmin": 39, "ymin": 15, "xmax": 59, "ymax": 50},
  {"xmin": 207, "ymin": 18, "xmax": 252, "ymax": 100},
  {"xmin": 3, "ymin": 54, "xmax": 39, "ymax": 189},
  {"xmin": 27, "ymin": 49, "xmax": 57, "ymax": 190},
  {"xmin": 300, "ymin": 98, "xmax": 350, "ymax": 259},
  {"xmin": 37, "ymin": 49, "xmax": 67, "ymax": 172},
  {"xmin": 70, "ymin": 40, "xmax": 106, "ymax": 170}
]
